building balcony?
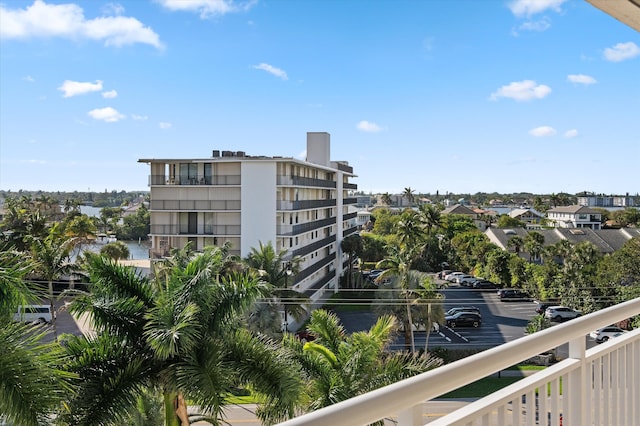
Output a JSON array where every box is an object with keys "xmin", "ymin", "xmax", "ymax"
[
  {"xmin": 278, "ymin": 297, "xmax": 640, "ymax": 426},
  {"xmin": 277, "ymin": 199, "xmax": 337, "ymax": 210},
  {"xmin": 149, "ymin": 224, "xmax": 240, "ymax": 236},
  {"xmin": 292, "ymin": 252, "xmax": 336, "ymax": 285},
  {"xmin": 277, "ymin": 217, "xmax": 337, "ymax": 236},
  {"xmin": 343, "ymin": 212, "xmax": 357, "ymax": 221},
  {"xmin": 343, "ymin": 182, "xmax": 358, "ymax": 190},
  {"xmin": 343, "ymin": 197, "xmax": 358, "ymax": 205},
  {"xmin": 291, "ymin": 235, "xmax": 336, "ymax": 258},
  {"xmin": 150, "ymin": 200, "xmax": 241, "ymax": 211},
  {"xmin": 277, "ymin": 175, "xmax": 337, "ymax": 188},
  {"xmin": 148, "ymin": 174, "xmax": 241, "ymax": 186},
  {"xmin": 343, "ymin": 225, "xmax": 359, "ymax": 237}
]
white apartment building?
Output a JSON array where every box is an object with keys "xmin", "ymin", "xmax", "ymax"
[{"xmin": 138, "ymin": 132, "xmax": 358, "ymax": 306}]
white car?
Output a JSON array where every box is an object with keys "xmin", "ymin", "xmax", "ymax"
[
  {"xmin": 444, "ymin": 272, "xmax": 464, "ymax": 282},
  {"xmin": 545, "ymin": 306, "xmax": 582, "ymax": 322},
  {"xmin": 589, "ymin": 326, "xmax": 626, "ymax": 343}
]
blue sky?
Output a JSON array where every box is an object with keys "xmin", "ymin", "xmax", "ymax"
[{"xmin": 1, "ymin": 0, "xmax": 638, "ymax": 195}]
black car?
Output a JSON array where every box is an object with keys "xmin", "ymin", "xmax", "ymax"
[
  {"xmin": 499, "ymin": 289, "xmax": 530, "ymax": 301},
  {"xmin": 445, "ymin": 312, "xmax": 482, "ymax": 328},
  {"xmin": 535, "ymin": 301, "xmax": 560, "ymax": 315},
  {"xmin": 446, "ymin": 306, "xmax": 481, "ymax": 317},
  {"xmin": 473, "ymin": 280, "xmax": 497, "ymax": 289}
]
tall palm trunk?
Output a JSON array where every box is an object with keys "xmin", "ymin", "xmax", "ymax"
[
  {"xmin": 163, "ymin": 392, "xmax": 189, "ymax": 426},
  {"xmin": 405, "ymin": 294, "xmax": 415, "ymax": 353},
  {"xmin": 48, "ymin": 280, "xmax": 57, "ymax": 338}
]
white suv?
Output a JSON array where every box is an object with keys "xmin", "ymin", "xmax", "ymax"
[
  {"xmin": 590, "ymin": 326, "xmax": 626, "ymax": 343},
  {"xmin": 544, "ymin": 306, "xmax": 582, "ymax": 322}
]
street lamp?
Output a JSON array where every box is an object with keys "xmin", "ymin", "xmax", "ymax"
[{"xmin": 283, "ymin": 261, "xmax": 293, "ymax": 333}]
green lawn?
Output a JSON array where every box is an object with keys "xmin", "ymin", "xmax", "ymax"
[{"xmin": 440, "ymin": 377, "xmax": 524, "ymax": 398}]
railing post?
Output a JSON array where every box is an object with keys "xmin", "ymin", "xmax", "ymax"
[
  {"xmin": 567, "ymin": 336, "xmax": 588, "ymax": 425},
  {"xmin": 398, "ymin": 404, "xmax": 422, "ymax": 426}
]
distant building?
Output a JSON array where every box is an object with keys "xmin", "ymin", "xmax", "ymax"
[
  {"xmin": 486, "ymin": 227, "xmax": 640, "ymax": 262},
  {"xmin": 508, "ymin": 208, "xmax": 545, "ymax": 228},
  {"xmin": 577, "ymin": 194, "xmax": 636, "ymax": 207},
  {"xmin": 546, "ymin": 205, "xmax": 602, "ymax": 230},
  {"xmin": 441, "ymin": 204, "xmax": 488, "ymax": 231},
  {"xmin": 138, "ymin": 132, "xmax": 358, "ymax": 310}
]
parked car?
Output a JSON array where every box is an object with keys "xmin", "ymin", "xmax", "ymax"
[
  {"xmin": 499, "ymin": 289, "xmax": 531, "ymax": 301},
  {"xmin": 545, "ymin": 306, "xmax": 582, "ymax": 322},
  {"xmin": 444, "ymin": 271, "xmax": 465, "ymax": 282},
  {"xmin": 589, "ymin": 326, "xmax": 626, "ymax": 343},
  {"xmin": 367, "ymin": 269, "xmax": 385, "ymax": 282},
  {"xmin": 473, "ymin": 279, "xmax": 497, "ymax": 289},
  {"xmin": 456, "ymin": 275, "xmax": 476, "ymax": 285},
  {"xmin": 535, "ymin": 301, "xmax": 561, "ymax": 315},
  {"xmin": 437, "ymin": 269, "xmax": 452, "ymax": 279},
  {"xmin": 445, "ymin": 312, "xmax": 482, "ymax": 328},
  {"xmin": 13, "ymin": 305, "xmax": 54, "ymax": 324},
  {"xmin": 446, "ymin": 306, "xmax": 481, "ymax": 317}
]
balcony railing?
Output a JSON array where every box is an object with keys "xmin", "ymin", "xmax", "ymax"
[
  {"xmin": 150, "ymin": 200, "xmax": 241, "ymax": 211},
  {"xmin": 149, "ymin": 224, "xmax": 240, "ymax": 235},
  {"xmin": 343, "ymin": 197, "xmax": 358, "ymax": 205},
  {"xmin": 291, "ymin": 235, "xmax": 336, "ymax": 258},
  {"xmin": 148, "ymin": 175, "xmax": 241, "ymax": 186},
  {"xmin": 278, "ymin": 297, "xmax": 640, "ymax": 426},
  {"xmin": 277, "ymin": 217, "xmax": 337, "ymax": 236},
  {"xmin": 292, "ymin": 252, "xmax": 336, "ymax": 284},
  {"xmin": 277, "ymin": 199, "xmax": 337, "ymax": 210},
  {"xmin": 343, "ymin": 182, "xmax": 358, "ymax": 190},
  {"xmin": 277, "ymin": 175, "xmax": 337, "ymax": 188}
]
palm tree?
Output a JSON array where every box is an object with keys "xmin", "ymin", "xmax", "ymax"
[
  {"xmin": 524, "ymin": 232, "xmax": 545, "ymax": 263},
  {"xmin": 341, "ymin": 234, "xmax": 363, "ymax": 289},
  {"xmin": 395, "ymin": 210, "xmax": 426, "ymax": 253},
  {"xmin": 63, "ymin": 247, "xmax": 303, "ymax": 426},
  {"xmin": 375, "ymin": 245, "xmax": 420, "ymax": 352},
  {"xmin": 507, "ymin": 235, "xmax": 524, "ymax": 253},
  {"xmin": 244, "ymin": 241, "xmax": 307, "ymax": 335},
  {"xmin": 380, "ymin": 192, "xmax": 393, "ymax": 206},
  {"xmin": 100, "ymin": 240, "xmax": 130, "ymax": 261},
  {"xmin": 374, "ymin": 270, "xmax": 444, "ymax": 353},
  {"xmin": 29, "ymin": 226, "xmax": 79, "ymax": 338},
  {"xmin": 284, "ymin": 309, "xmax": 442, "ymax": 416},
  {"xmin": 0, "ymin": 251, "xmax": 73, "ymax": 426},
  {"xmin": 402, "ymin": 187, "xmax": 415, "ymax": 207}
]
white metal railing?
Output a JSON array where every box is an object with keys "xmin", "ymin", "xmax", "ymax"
[{"xmin": 277, "ymin": 297, "xmax": 640, "ymax": 426}]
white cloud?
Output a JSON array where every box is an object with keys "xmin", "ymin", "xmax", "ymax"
[
  {"xmin": 490, "ymin": 80, "xmax": 551, "ymax": 101},
  {"xmin": 297, "ymin": 150, "xmax": 306, "ymax": 160},
  {"xmin": 132, "ymin": 114, "xmax": 148, "ymax": 120},
  {"xmin": 22, "ymin": 75, "xmax": 35, "ymax": 82},
  {"xmin": 101, "ymin": 3, "xmax": 125, "ymax": 16},
  {"xmin": 356, "ymin": 120, "xmax": 383, "ymax": 133},
  {"xmin": 159, "ymin": 122, "xmax": 172, "ymax": 129},
  {"xmin": 88, "ymin": 107, "xmax": 125, "ymax": 122},
  {"xmin": 508, "ymin": 0, "xmax": 567, "ymax": 17},
  {"xmin": 567, "ymin": 74, "xmax": 596, "ymax": 85},
  {"xmin": 564, "ymin": 129, "xmax": 579, "ymax": 138},
  {"xmin": 0, "ymin": 0, "xmax": 163, "ymax": 49},
  {"xmin": 102, "ymin": 89, "xmax": 118, "ymax": 98},
  {"xmin": 529, "ymin": 126, "xmax": 556, "ymax": 137},
  {"xmin": 157, "ymin": 0, "xmax": 256, "ymax": 19},
  {"xmin": 252, "ymin": 63, "xmax": 288, "ymax": 80},
  {"xmin": 603, "ymin": 42, "xmax": 640, "ymax": 62},
  {"xmin": 58, "ymin": 79, "xmax": 103, "ymax": 97},
  {"xmin": 25, "ymin": 159, "xmax": 47, "ymax": 164},
  {"xmin": 513, "ymin": 17, "xmax": 551, "ymax": 35}
]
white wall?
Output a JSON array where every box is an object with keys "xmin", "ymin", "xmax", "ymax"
[{"xmin": 241, "ymin": 161, "xmax": 277, "ymax": 257}]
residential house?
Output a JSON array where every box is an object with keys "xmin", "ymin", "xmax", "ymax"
[
  {"xmin": 442, "ymin": 203, "xmax": 487, "ymax": 231},
  {"xmin": 546, "ymin": 205, "xmax": 603, "ymax": 229}
]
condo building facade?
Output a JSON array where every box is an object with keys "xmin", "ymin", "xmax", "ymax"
[{"xmin": 138, "ymin": 132, "xmax": 358, "ymax": 307}]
